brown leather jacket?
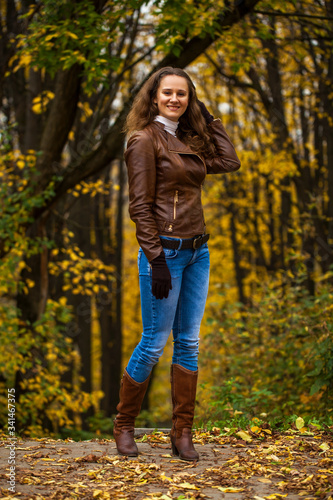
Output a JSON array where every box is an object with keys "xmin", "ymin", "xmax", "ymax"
[{"xmin": 125, "ymin": 119, "xmax": 241, "ymax": 262}]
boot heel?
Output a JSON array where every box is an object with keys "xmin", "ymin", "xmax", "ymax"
[{"xmin": 171, "ymin": 441, "xmax": 179, "ymax": 456}]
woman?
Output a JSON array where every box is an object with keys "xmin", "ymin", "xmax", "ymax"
[{"xmin": 113, "ymin": 67, "xmax": 240, "ymax": 461}]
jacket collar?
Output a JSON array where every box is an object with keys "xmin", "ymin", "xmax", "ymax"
[{"xmin": 151, "ymin": 121, "xmax": 195, "ymax": 155}]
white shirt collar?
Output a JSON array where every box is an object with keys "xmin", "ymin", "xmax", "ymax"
[{"xmin": 154, "ymin": 115, "xmax": 178, "ymax": 137}]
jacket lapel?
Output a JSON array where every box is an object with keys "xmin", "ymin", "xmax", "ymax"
[{"xmin": 152, "ymin": 121, "xmax": 195, "ymax": 155}]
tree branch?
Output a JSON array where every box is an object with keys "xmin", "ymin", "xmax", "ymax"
[
  {"xmin": 152, "ymin": 0, "xmax": 261, "ymax": 71},
  {"xmin": 254, "ymin": 10, "xmax": 333, "ymax": 21},
  {"xmin": 36, "ymin": 64, "xmax": 82, "ymax": 188}
]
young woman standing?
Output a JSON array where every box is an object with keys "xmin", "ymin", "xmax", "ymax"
[{"xmin": 113, "ymin": 67, "xmax": 241, "ymax": 461}]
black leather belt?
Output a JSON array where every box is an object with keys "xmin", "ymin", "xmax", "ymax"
[{"xmin": 160, "ymin": 234, "xmax": 210, "ymax": 250}]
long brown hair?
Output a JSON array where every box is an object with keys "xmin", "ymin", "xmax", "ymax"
[{"xmin": 124, "ymin": 67, "xmax": 215, "ymax": 156}]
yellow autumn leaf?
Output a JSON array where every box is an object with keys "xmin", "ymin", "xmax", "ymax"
[
  {"xmin": 319, "ymin": 442, "xmax": 330, "ymax": 452},
  {"xmin": 213, "ymin": 486, "xmax": 245, "ymax": 492},
  {"xmin": 160, "ymin": 472, "xmax": 173, "ymax": 482},
  {"xmin": 176, "ymin": 482, "xmax": 199, "ymax": 490},
  {"xmin": 59, "ymin": 297, "xmax": 67, "ymax": 306},
  {"xmin": 265, "ymin": 495, "xmax": 288, "ymax": 499},
  {"xmin": 295, "ymin": 417, "xmax": 305, "ymax": 430},
  {"xmin": 142, "ymin": 496, "xmax": 172, "ymax": 500},
  {"xmin": 93, "ymin": 490, "xmax": 110, "ymax": 499},
  {"xmin": 8, "ymin": 55, "xmax": 17, "ymax": 67},
  {"xmin": 66, "ymin": 31, "xmax": 79, "ymax": 39},
  {"xmin": 19, "ymin": 54, "xmax": 32, "ymax": 67},
  {"xmin": 236, "ymin": 430, "xmax": 252, "ymax": 442},
  {"xmin": 45, "ymin": 90, "xmax": 55, "ymax": 100},
  {"xmin": 31, "ymin": 91, "xmax": 55, "ymax": 114}
]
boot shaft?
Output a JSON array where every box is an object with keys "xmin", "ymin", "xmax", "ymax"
[
  {"xmin": 170, "ymin": 363, "xmax": 198, "ymax": 432},
  {"xmin": 115, "ymin": 370, "xmax": 150, "ymax": 427}
]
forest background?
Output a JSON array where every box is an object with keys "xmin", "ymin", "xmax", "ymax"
[{"xmin": 0, "ymin": 0, "xmax": 332, "ymax": 438}]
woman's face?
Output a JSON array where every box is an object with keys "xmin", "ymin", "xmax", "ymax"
[{"xmin": 154, "ymin": 75, "xmax": 189, "ymax": 122}]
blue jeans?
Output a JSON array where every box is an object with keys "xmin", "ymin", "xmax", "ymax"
[{"xmin": 126, "ymin": 237, "xmax": 210, "ymax": 383}]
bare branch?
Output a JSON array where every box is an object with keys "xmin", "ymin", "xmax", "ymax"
[{"xmin": 254, "ymin": 9, "xmax": 333, "ymax": 21}]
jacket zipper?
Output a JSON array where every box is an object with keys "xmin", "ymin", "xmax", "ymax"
[
  {"xmin": 167, "ymin": 190, "xmax": 179, "ymax": 232},
  {"xmin": 173, "ymin": 190, "xmax": 178, "ymax": 220}
]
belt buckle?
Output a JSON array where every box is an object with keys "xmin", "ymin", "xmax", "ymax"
[{"xmin": 192, "ymin": 235, "xmax": 202, "ymax": 249}]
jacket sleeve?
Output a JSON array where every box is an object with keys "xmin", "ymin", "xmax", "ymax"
[
  {"xmin": 204, "ymin": 119, "xmax": 241, "ymax": 174},
  {"xmin": 124, "ymin": 130, "xmax": 164, "ymax": 262}
]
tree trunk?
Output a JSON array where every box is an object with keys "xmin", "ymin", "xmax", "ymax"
[
  {"xmin": 229, "ymin": 205, "xmax": 247, "ymax": 304},
  {"xmin": 95, "ymin": 161, "xmax": 124, "ymax": 417},
  {"xmin": 66, "ymin": 193, "xmax": 95, "ymax": 426}
]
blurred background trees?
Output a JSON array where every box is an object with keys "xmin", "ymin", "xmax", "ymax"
[{"xmin": 0, "ymin": 0, "xmax": 332, "ymax": 437}]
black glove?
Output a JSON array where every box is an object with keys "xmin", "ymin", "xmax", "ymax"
[
  {"xmin": 198, "ymin": 100, "xmax": 214, "ymax": 124},
  {"xmin": 150, "ymin": 252, "xmax": 172, "ymax": 300}
]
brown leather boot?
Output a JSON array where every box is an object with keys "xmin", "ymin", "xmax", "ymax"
[
  {"xmin": 113, "ymin": 370, "xmax": 150, "ymax": 456},
  {"xmin": 170, "ymin": 363, "xmax": 199, "ymax": 461}
]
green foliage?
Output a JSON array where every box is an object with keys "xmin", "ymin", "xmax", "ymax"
[
  {"xmin": 154, "ymin": 0, "xmax": 226, "ymax": 54},
  {"xmin": 208, "ymin": 379, "xmax": 274, "ymax": 421},
  {"xmin": 58, "ymin": 410, "xmax": 114, "ymax": 440},
  {"xmin": 0, "ymin": 133, "xmax": 103, "ymax": 436},
  {"xmin": 199, "ymin": 269, "xmax": 333, "ymax": 424},
  {"xmin": 0, "ymin": 143, "xmax": 52, "ymax": 299},
  {"xmin": 10, "ymin": 0, "xmax": 232, "ymax": 87},
  {"xmin": 0, "ymin": 145, "xmax": 57, "ymax": 255},
  {"xmin": 0, "ymin": 295, "xmax": 103, "ymax": 436},
  {"xmin": 11, "ymin": 0, "xmax": 144, "ymax": 93}
]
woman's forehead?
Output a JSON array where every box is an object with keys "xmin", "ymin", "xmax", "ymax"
[{"xmin": 159, "ymin": 74, "xmax": 189, "ymax": 91}]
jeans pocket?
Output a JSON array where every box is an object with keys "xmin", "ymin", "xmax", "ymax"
[
  {"xmin": 164, "ymin": 248, "xmax": 178, "ymax": 259},
  {"xmin": 138, "ymin": 248, "xmax": 151, "ymax": 276},
  {"xmin": 137, "ymin": 249, "xmax": 142, "ymax": 270}
]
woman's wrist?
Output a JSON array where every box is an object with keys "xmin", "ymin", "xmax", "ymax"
[{"xmin": 197, "ymin": 100, "xmax": 214, "ymax": 124}]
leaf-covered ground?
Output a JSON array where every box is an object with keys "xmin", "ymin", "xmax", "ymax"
[{"xmin": 0, "ymin": 427, "xmax": 333, "ymax": 499}]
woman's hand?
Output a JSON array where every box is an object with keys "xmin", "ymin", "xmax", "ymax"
[
  {"xmin": 197, "ymin": 100, "xmax": 214, "ymax": 124},
  {"xmin": 150, "ymin": 252, "xmax": 172, "ymax": 299}
]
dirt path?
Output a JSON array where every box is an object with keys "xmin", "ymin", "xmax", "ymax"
[{"xmin": 0, "ymin": 429, "xmax": 332, "ymax": 499}]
